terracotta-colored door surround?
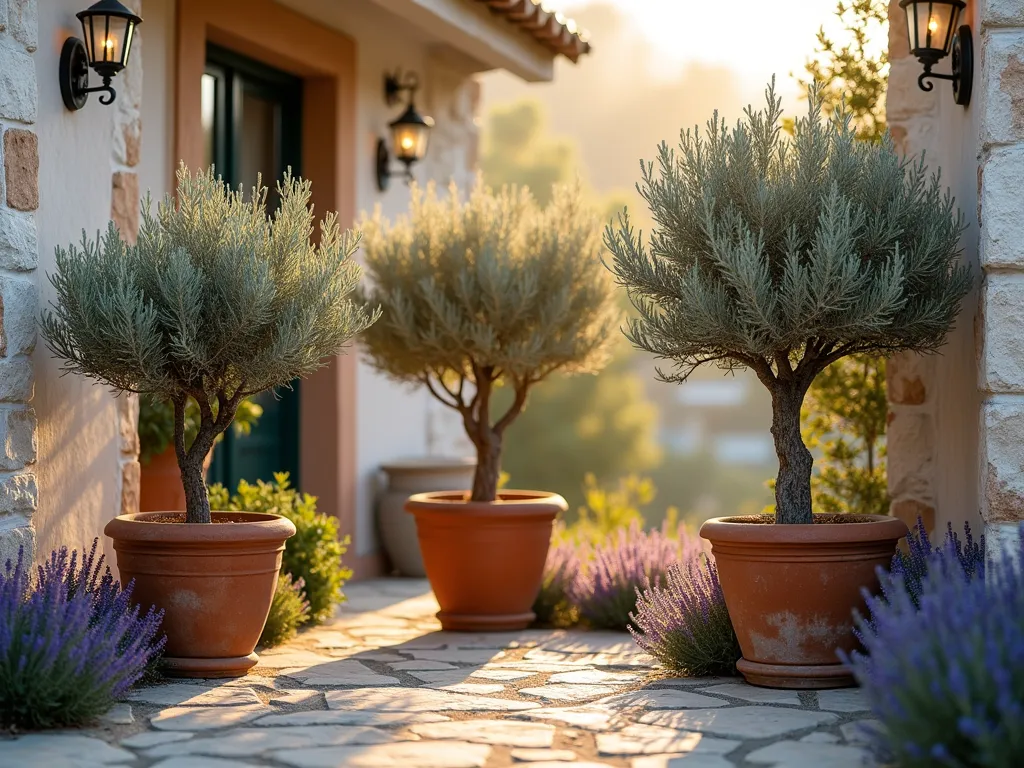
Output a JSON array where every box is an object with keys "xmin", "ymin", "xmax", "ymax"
[{"xmin": 175, "ymin": 0, "xmax": 381, "ymax": 577}]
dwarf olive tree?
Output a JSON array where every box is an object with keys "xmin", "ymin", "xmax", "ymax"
[
  {"xmin": 359, "ymin": 181, "xmax": 619, "ymax": 502},
  {"xmin": 605, "ymin": 83, "xmax": 971, "ymax": 524},
  {"xmin": 44, "ymin": 165, "xmax": 377, "ymax": 523}
]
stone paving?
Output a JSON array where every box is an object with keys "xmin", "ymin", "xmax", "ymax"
[{"xmin": 0, "ymin": 580, "xmax": 882, "ymax": 768}]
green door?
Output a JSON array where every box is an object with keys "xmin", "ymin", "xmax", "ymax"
[{"xmin": 201, "ymin": 44, "xmax": 303, "ymax": 489}]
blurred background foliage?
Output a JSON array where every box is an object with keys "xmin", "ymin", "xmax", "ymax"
[{"xmin": 482, "ymin": 0, "xmax": 891, "ymax": 522}]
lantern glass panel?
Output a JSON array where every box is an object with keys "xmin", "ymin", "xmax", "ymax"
[
  {"xmin": 905, "ymin": 1, "xmax": 960, "ymax": 54},
  {"xmin": 81, "ymin": 13, "xmax": 134, "ymax": 70},
  {"xmin": 392, "ymin": 122, "xmax": 430, "ymax": 162}
]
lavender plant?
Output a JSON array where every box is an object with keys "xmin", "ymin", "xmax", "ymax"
[
  {"xmin": 844, "ymin": 536, "xmax": 1024, "ymax": 767},
  {"xmin": 629, "ymin": 555, "xmax": 741, "ymax": 677},
  {"xmin": 886, "ymin": 517, "xmax": 985, "ymax": 607},
  {"xmin": 0, "ymin": 544, "xmax": 165, "ymax": 729},
  {"xmin": 569, "ymin": 521, "xmax": 701, "ymax": 630},
  {"xmin": 533, "ymin": 533, "xmax": 585, "ymax": 627}
]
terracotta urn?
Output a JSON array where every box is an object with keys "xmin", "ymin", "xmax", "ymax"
[
  {"xmin": 105, "ymin": 511, "xmax": 296, "ymax": 677},
  {"xmin": 700, "ymin": 514, "xmax": 907, "ymax": 689},
  {"xmin": 405, "ymin": 490, "xmax": 566, "ymax": 631}
]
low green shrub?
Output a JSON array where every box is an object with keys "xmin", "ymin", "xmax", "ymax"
[
  {"xmin": 260, "ymin": 574, "xmax": 310, "ymax": 647},
  {"xmin": 208, "ymin": 473, "xmax": 352, "ymax": 623}
]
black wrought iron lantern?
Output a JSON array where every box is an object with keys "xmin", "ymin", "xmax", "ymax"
[
  {"xmin": 376, "ymin": 71, "xmax": 434, "ymax": 191},
  {"xmin": 899, "ymin": 0, "xmax": 972, "ymax": 106},
  {"xmin": 59, "ymin": 0, "xmax": 143, "ymax": 111}
]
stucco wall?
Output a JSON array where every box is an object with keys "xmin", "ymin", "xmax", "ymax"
[
  {"xmin": 31, "ymin": 1, "xmax": 149, "ymax": 564},
  {"xmin": 274, "ymin": 0, "xmax": 482, "ymax": 558},
  {"xmin": 885, "ymin": 0, "xmax": 983, "ymax": 537},
  {"xmin": 18, "ymin": 0, "xmax": 500, "ymax": 568}
]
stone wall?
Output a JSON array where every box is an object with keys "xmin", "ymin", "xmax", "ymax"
[
  {"xmin": 0, "ymin": 0, "xmax": 39, "ymax": 565},
  {"xmin": 977, "ymin": 0, "xmax": 1024, "ymax": 551},
  {"xmin": 886, "ymin": 0, "xmax": 1024, "ymax": 549},
  {"xmin": 112, "ymin": 0, "xmax": 143, "ymax": 519}
]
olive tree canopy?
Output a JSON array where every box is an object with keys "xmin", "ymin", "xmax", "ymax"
[
  {"xmin": 359, "ymin": 181, "xmax": 620, "ymax": 502},
  {"xmin": 605, "ymin": 83, "xmax": 971, "ymax": 524},
  {"xmin": 44, "ymin": 165, "xmax": 378, "ymax": 523}
]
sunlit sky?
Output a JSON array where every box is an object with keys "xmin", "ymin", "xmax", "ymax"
[{"xmin": 568, "ymin": 0, "xmax": 869, "ymax": 98}]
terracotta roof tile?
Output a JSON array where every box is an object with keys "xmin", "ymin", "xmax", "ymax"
[{"xmin": 477, "ymin": 0, "xmax": 591, "ymax": 62}]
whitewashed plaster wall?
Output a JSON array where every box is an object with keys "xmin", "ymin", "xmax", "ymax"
[{"xmin": 31, "ymin": 0, "xmax": 147, "ymax": 564}]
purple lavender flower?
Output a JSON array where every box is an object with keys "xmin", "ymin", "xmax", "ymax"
[
  {"xmin": 843, "ymin": 527, "xmax": 1024, "ymax": 767},
  {"xmin": 569, "ymin": 521, "xmax": 701, "ymax": 630},
  {"xmin": 629, "ymin": 554, "xmax": 740, "ymax": 677},
  {"xmin": 886, "ymin": 517, "xmax": 985, "ymax": 607},
  {"xmin": 533, "ymin": 537, "xmax": 586, "ymax": 627},
  {"xmin": 0, "ymin": 541, "xmax": 165, "ymax": 729}
]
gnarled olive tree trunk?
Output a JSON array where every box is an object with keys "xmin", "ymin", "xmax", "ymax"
[
  {"xmin": 770, "ymin": 382, "xmax": 815, "ymax": 525},
  {"xmin": 173, "ymin": 392, "xmax": 242, "ymax": 524}
]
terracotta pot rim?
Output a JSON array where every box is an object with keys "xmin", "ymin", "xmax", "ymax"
[
  {"xmin": 105, "ymin": 511, "xmax": 296, "ymax": 543},
  {"xmin": 700, "ymin": 514, "xmax": 907, "ymax": 544},
  {"xmin": 406, "ymin": 490, "xmax": 568, "ymax": 518}
]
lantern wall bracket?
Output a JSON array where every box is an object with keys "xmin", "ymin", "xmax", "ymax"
[
  {"xmin": 376, "ymin": 138, "xmax": 414, "ymax": 192},
  {"xmin": 384, "ymin": 70, "xmax": 420, "ymax": 107},
  {"xmin": 60, "ymin": 38, "xmax": 117, "ymax": 110},
  {"xmin": 915, "ymin": 25, "xmax": 973, "ymax": 107}
]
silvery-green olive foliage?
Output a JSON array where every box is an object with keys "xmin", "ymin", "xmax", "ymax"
[
  {"xmin": 605, "ymin": 82, "xmax": 971, "ymax": 524},
  {"xmin": 43, "ymin": 165, "xmax": 378, "ymax": 523},
  {"xmin": 359, "ymin": 181, "xmax": 619, "ymax": 502}
]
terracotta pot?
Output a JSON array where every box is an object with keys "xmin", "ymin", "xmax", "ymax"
[
  {"xmin": 140, "ymin": 447, "xmax": 214, "ymax": 513},
  {"xmin": 104, "ymin": 511, "xmax": 296, "ymax": 678},
  {"xmin": 377, "ymin": 458, "xmax": 475, "ymax": 577},
  {"xmin": 700, "ymin": 514, "xmax": 907, "ymax": 689},
  {"xmin": 405, "ymin": 490, "xmax": 566, "ymax": 631}
]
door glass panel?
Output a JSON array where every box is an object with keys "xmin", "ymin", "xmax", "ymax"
[
  {"xmin": 239, "ymin": 89, "xmax": 279, "ymax": 205},
  {"xmin": 201, "ymin": 74, "xmax": 217, "ymax": 170},
  {"xmin": 203, "ymin": 45, "xmax": 302, "ymax": 490}
]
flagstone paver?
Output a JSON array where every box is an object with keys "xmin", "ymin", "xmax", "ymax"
[
  {"xmin": 745, "ymin": 739, "xmax": 872, "ymax": 767},
  {"xmin": 510, "ymin": 747, "xmax": 580, "ymax": 761},
  {"xmin": 409, "ymin": 719, "xmax": 556, "ymax": 747},
  {"xmin": 0, "ymin": 579, "xmax": 883, "ymax": 767}
]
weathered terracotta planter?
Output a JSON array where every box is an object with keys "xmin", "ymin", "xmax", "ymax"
[
  {"xmin": 139, "ymin": 447, "xmax": 214, "ymax": 513},
  {"xmin": 104, "ymin": 511, "xmax": 296, "ymax": 678},
  {"xmin": 700, "ymin": 514, "xmax": 907, "ymax": 689},
  {"xmin": 405, "ymin": 490, "xmax": 566, "ymax": 631}
]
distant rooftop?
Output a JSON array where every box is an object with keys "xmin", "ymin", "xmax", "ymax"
[{"xmin": 474, "ymin": 0, "xmax": 592, "ymax": 62}]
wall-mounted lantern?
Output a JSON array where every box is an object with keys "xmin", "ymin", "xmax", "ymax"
[
  {"xmin": 59, "ymin": 0, "xmax": 143, "ymax": 111},
  {"xmin": 900, "ymin": 0, "xmax": 972, "ymax": 106},
  {"xmin": 376, "ymin": 70, "xmax": 434, "ymax": 192}
]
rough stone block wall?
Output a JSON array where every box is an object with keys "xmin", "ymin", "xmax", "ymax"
[
  {"xmin": 978, "ymin": 0, "xmax": 1024, "ymax": 551},
  {"xmin": 885, "ymin": 0, "xmax": 942, "ymax": 534},
  {"xmin": 112, "ymin": 0, "xmax": 143, "ymax": 517},
  {"xmin": 0, "ymin": 0, "xmax": 38, "ymax": 565}
]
